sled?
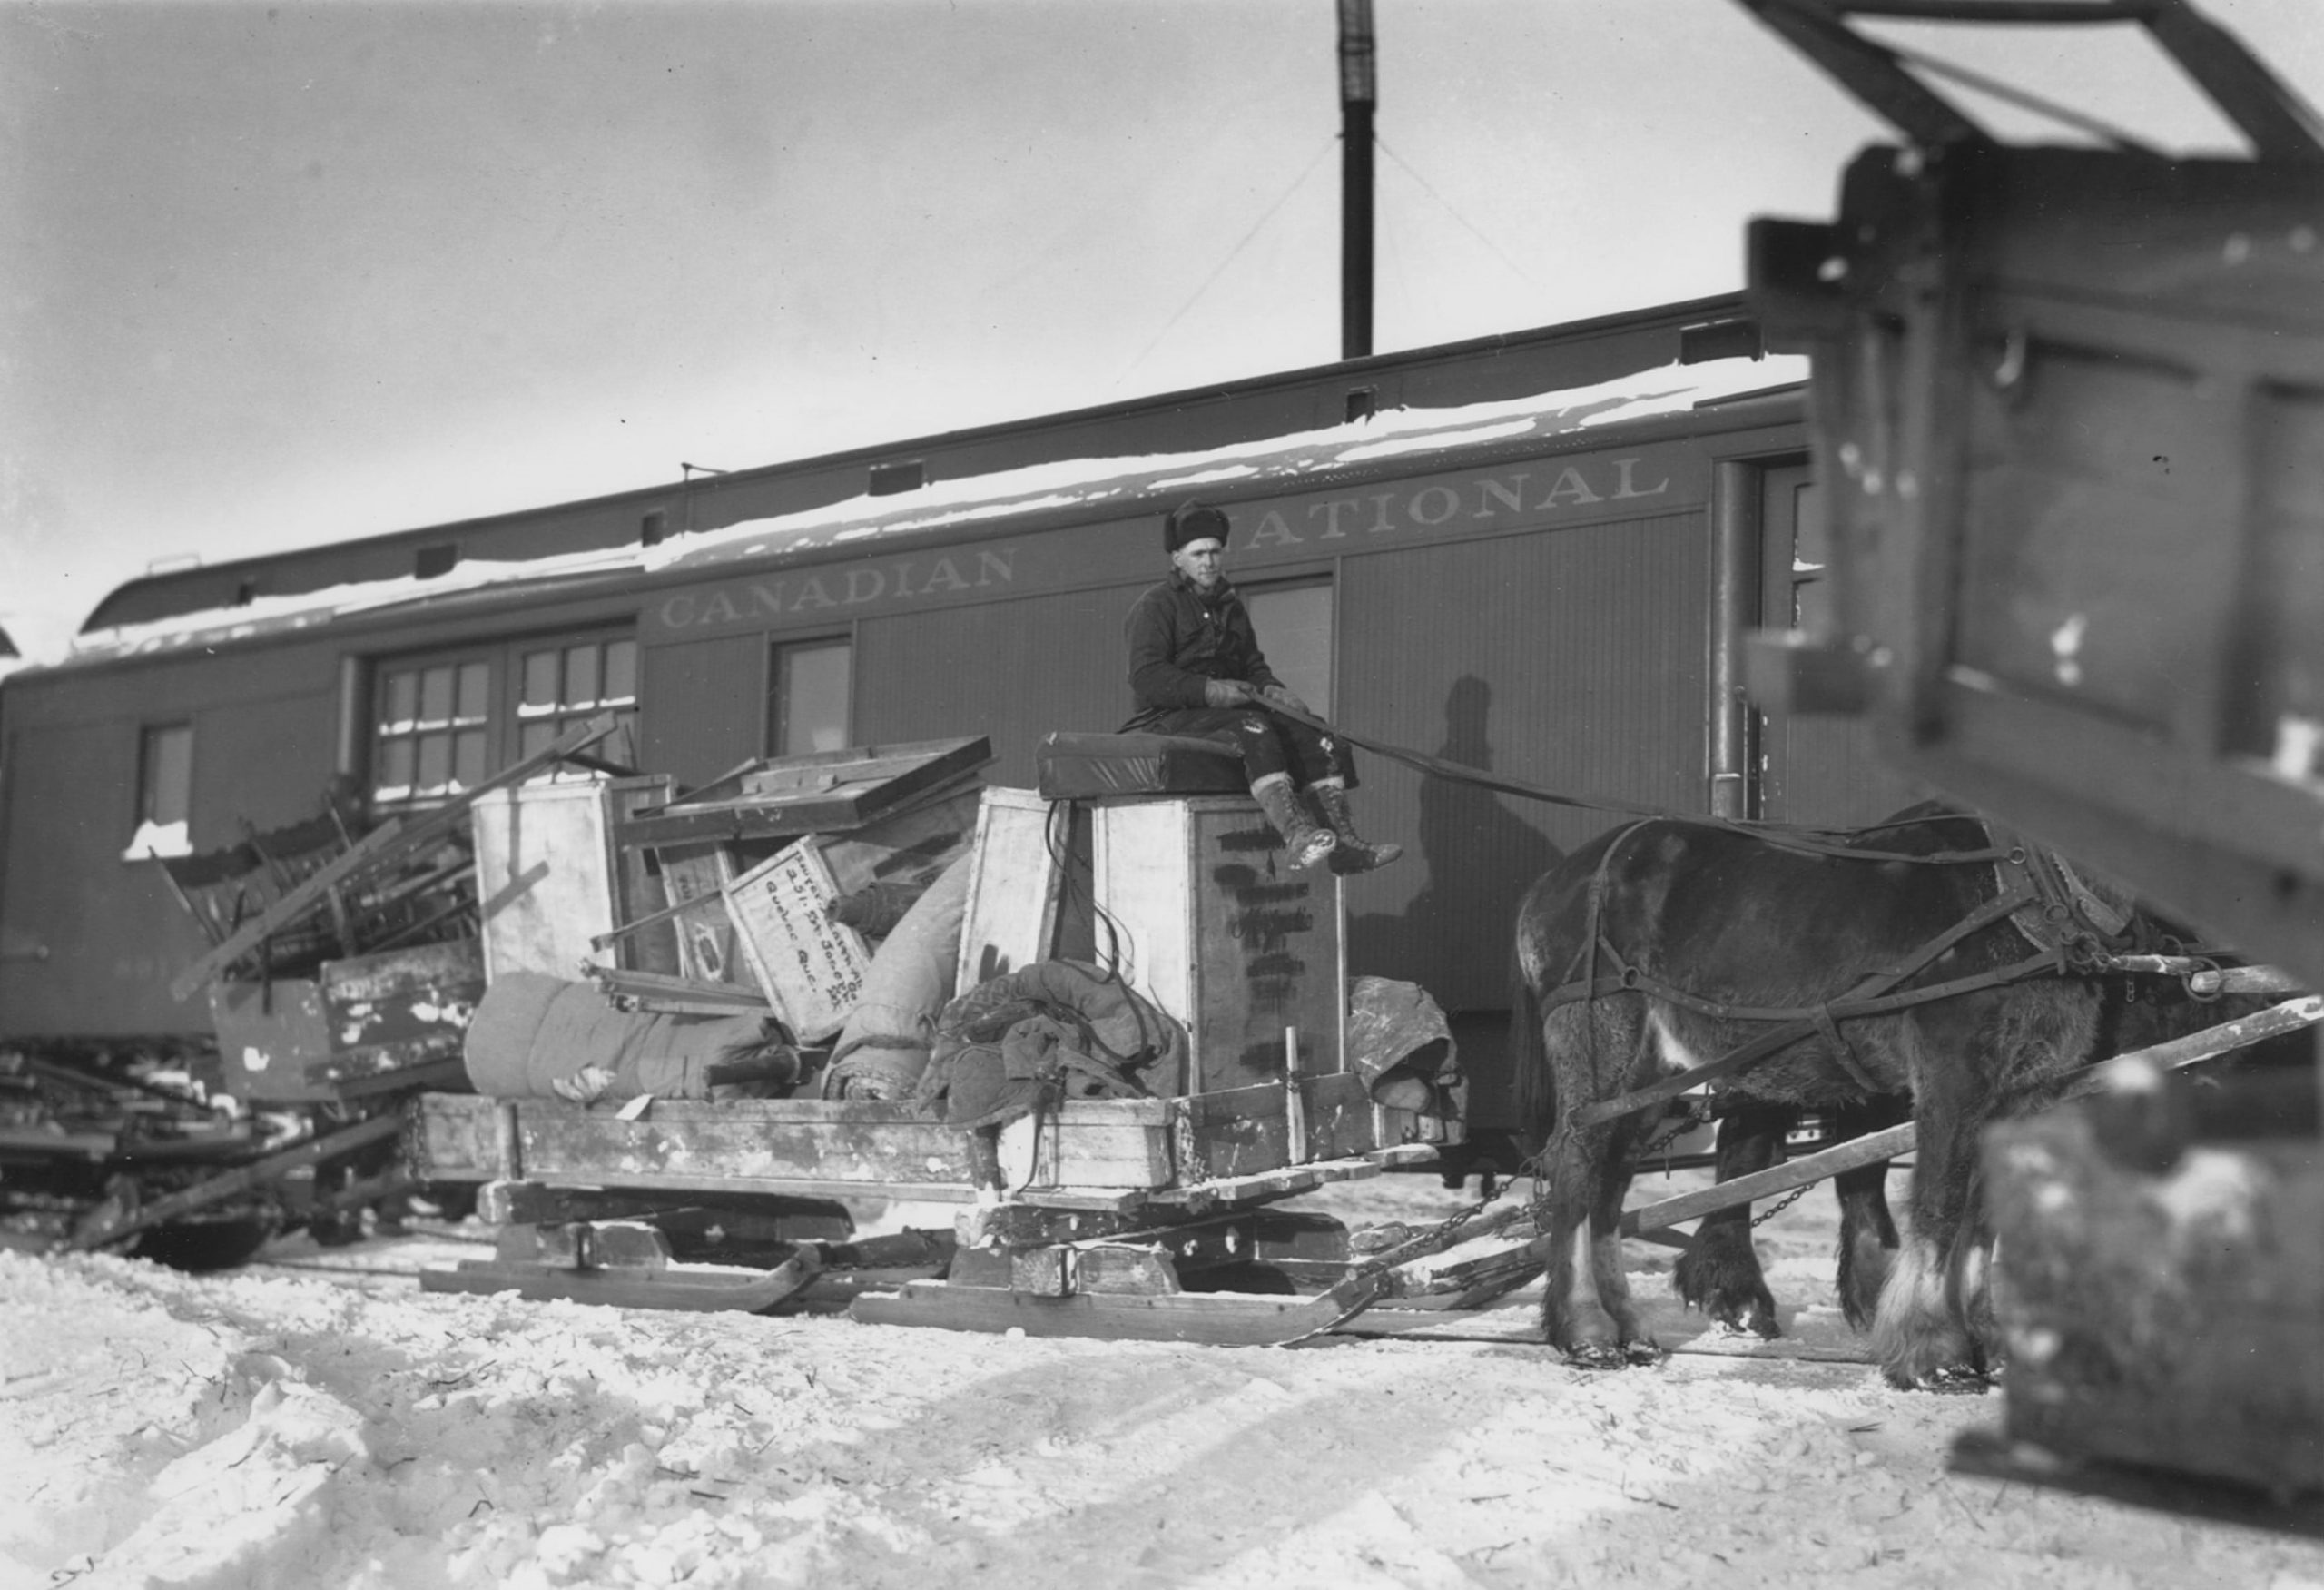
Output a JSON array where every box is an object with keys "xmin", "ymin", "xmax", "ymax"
[{"xmin": 401, "ymin": 1077, "xmax": 1450, "ymax": 1338}]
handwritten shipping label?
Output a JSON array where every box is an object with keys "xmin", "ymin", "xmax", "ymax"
[{"xmin": 725, "ymin": 842, "xmax": 870, "ymax": 1041}]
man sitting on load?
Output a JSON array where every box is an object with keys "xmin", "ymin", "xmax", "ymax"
[{"xmin": 1120, "ymin": 499, "xmax": 1402, "ymax": 874}]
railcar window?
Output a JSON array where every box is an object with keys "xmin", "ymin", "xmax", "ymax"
[
  {"xmin": 1787, "ymin": 479, "xmax": 1831, "ymax": 637},
  {"xmin": 369, "ymin": 629, "xmax": 638, "ymax": 806},
  {"xmin": 517, "ymin": 637, "xmax": 639, "ymax": 775},
  {"xmin": 1244, "ymin": 579, "xmax": 1334, "ymax": 721},
  {"xmin": 376, "ymin": 658, "xmax": 490, "ymax": 802},
  {"xmin": 770, "ymin": 637, "xmax": 852, "ymax": 757},
  {"xmin": 124, "ymin": 722, "xmax": 193, "ymax": 860}
]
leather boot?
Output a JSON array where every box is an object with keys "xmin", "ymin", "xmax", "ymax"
[
  {"xmin": 1251, "ymin": 774, "xmax": 1336, "ymax": 870},
  {"xmin": 1310, "ymin": 778, "xmax": 1403, "ymax": 874}
]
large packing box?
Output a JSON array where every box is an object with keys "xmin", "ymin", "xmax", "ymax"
[{"xmin": 207, "ymin": 939, "xmax": 485, "ymax": 1103}]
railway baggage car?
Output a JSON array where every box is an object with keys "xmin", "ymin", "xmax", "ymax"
[{"xmin": 0, "ymin": 293, "xmax": 1915, "ymax": 1170}]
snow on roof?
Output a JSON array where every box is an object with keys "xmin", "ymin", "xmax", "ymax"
[{"xmin": 60, "ymin": 354, "xmax": 1802, "ymax": 668}]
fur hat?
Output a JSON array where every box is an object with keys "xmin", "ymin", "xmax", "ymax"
[{"xmin": 1164, "ymin": 501, "xmax": 1230, "ymax": 554}]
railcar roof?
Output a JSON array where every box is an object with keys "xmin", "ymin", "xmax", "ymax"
[{"xmin": 47, "ymin": 353, "xmax": 1802, "ymax": 672}]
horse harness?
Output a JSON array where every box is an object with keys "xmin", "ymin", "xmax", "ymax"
[
  {"xmin": 1544, "ymin": 815, "xmax": 2144, "ymax": 1132},
  {"xmin": 1265, "ymin": 699, "xmax": 2168, "ymax": 1132}
]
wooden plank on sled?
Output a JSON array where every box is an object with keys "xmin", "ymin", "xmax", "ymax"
[
  {"xmin": 849, "ymin": 1271, "xmax": 1393, "ymax": 1345},
  {"xmin": 422, "ymin": 1227, "xmax": 828, "ymax": 1313},
  {"xmin": 580, "ymin": 965, "xmax": 775, "ymax": 1016},
  {"xmin": 852, "ymin": 1180, "xmax": 1514, "ymax": 1343},
  {"xmin": 402, "ymin": 1091, "xmax": 1179, "ymax": 1197},
  {"xmin": 1145, "ymin": 1143, "xmax": 1435, "ymax": 1212}
]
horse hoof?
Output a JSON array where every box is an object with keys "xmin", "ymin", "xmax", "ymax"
[
  {"xmin": 1709, "ymin": 1316, "xmax": 1780, "ymax": 1343},
  {"xmin": 1623, "ymin": 1338, "xmax": 1668, "ymax": 1367}
]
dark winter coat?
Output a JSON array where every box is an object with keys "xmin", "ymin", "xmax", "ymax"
[{"xmin": 1120, "ymin": 573, "xmax": 1282, "ymax": 730}]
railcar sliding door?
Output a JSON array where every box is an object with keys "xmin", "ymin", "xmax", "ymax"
[{"xmin": 1752, "ymin": 462, "xmax": 1920, "ymax": 827}]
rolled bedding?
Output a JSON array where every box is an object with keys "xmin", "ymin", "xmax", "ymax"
[
  {"xmin": 821, "ymin": 853, "xmax": 972, "ymax": 1100},
  {"xmin": 464, "ymin": 971, "xmax": 783, "ymax": 1101}
]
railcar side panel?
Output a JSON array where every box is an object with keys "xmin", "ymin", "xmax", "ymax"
[
  {"xmin": 853, "ymin": 587, "xmax": 1138, "ymax": 791},
  {"xmin": 187, "ymin": 688, "xmax": 340, "ymax": 840},
  {"xmin": 0, "ymin": 720, "xmax": 211, "ymax": 1040},
  {"xmin": 636, "ymin": 631, "xmax": 766, "ymax": 792},
  {"xmin": 1336, "ymin": 509, "xmax": 1712, "ymax": 1012}
]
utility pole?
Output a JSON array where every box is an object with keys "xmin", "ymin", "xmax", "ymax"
[{"xmin": 1339, "ymin": 0, "xmax": 1376, "ymax": 361}]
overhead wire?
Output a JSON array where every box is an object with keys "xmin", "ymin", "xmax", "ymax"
[
  {"xmin": 1112, "ymin": 134, "xmax": 1338, "ymax": 390},
  {"xmin": 1374, "ymin": 135, "xmax": 1547, "ymax": 301}
]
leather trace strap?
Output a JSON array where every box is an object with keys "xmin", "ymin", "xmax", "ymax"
[
  {"xmin": 1252, "ymin": 706, "xmax": 2135, "ymax": 1130},
  {"xmin": 1564, "ymin": 884, "xmax": 2053, "ymax": 1130}
]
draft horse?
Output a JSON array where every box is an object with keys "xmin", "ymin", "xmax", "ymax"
[{"xmin": 1511, "ymin": 804, "xmax": 2142, "ymax": 1390}]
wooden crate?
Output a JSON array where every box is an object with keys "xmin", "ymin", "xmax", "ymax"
[
  {"xmin": 955, "ymin": 786, "xmax": 1068, "ymax": 988},
  {"xmin": 209, "ymin": 939, "xmax": 483, "ymax": 1103},
  {"xmin": 724, "ymin": 841, "xmax": 871, "ymax": 1042},
  {"xmin": 1091, "ymin": 795, "xmax": 1344, "ymax": 1092},
  {"xmin": 624, "ymin": 775, "xmax": 982, "ymax": 996},
  {"xmin": 1984, "ymin": 1098, "xmax": 2324, "ymax": 1496},
  {"xmin": 473, "ymin": 780, "xmax": 622, "ymax": 983}
]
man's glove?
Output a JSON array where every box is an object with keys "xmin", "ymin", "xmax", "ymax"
[
  {"xmin": 1258, "ymin": 684, "xmax": 1310, "ymax": 716},
  {"xmin": 1204, "ymin": 679, "xmax": 1256, "ymax": 708}
]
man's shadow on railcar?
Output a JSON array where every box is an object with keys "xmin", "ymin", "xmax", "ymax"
[{"xmin": 1344, "ymin": 675, "xmax": 1560, "ymax": 1184}]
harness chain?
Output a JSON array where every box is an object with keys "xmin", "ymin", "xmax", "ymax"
[{"xmin": 1750, "ymin": 1181, "xmax": 1817, "ymax": 1228}]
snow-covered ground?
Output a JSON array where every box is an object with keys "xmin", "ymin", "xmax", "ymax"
[{"xmin": 5, "ymin": 1169, "xmax": 2320, "ymax": 1590}]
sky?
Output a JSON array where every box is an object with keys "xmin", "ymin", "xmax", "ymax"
[{"xmin": 4, "ymin": 0, "xmax": 2320, "ymax": 667}]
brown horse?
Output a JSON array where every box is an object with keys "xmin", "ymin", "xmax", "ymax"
[{"xmin": 1510, "ymin": 804, "xmax": 2144, "ymax": 1389}]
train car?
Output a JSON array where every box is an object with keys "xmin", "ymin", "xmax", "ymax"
[{"xmin": 0, "ymin": 291, "xmax": 1914, "ymax": 1250}]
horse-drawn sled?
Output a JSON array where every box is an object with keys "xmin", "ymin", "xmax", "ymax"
[
  {"xmin": 387, "ymin": 724, "xmax": 2311, "ymax": 1382},
  {"xmin": 391, "ymin": 736, "xmax": 1509, "ymax": 1344}
]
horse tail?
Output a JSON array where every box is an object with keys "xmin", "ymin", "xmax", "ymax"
[{"xmin": 1509, "ymin": 941, "xmax": 1554, "ymax": 1158}]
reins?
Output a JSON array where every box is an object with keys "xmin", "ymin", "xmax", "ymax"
[{"xmin": 1265, "ymin": 701, "xmax": 2014, "ymax": 868}]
